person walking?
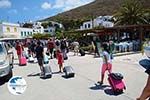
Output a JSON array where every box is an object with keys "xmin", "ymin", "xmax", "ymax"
[
  {"xmin": 60, "ymin": 39, "xmax": 68, "ymax": 60},
  {"xmin": 15, "ymin": 41, "xmax": 23, "ymax": 60},
  {"xmin": 97, "ymin": 43, "xmax": 112, "ymax": 85},
  {"xmin": 47, "ymin": 38, "xmax": 55, "ymax": 59},
  {"xmin": 35, "ymin": 41, "xmax": 44, "ymax": 76},
  {"xmin": 73, "ymin": 40, "xmax": 79, "ymax": 56},
  {"xmin": 56, "ymin": 49, "xmax": 64, "ymax": 73}
]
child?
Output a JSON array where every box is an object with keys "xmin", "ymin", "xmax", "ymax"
[
  {"xmin": 56, "ymin": 49, "xmax": 64, "ymax": 73},
  {"xmin": 98, "ymin": 43, "xmax": 112, "ymax": 85}
]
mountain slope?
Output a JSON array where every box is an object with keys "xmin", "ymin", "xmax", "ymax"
[{"xmin": 43, "ymin": 0, "xmax": 150, "ymax": 22}]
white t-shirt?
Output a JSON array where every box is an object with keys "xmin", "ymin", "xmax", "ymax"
[{"xmin": 102, "ymin": 51, "xmax": 111, "ymax": 64}]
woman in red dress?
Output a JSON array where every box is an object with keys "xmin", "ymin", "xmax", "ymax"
[
  {"xmin": 16, "ymin": 41, "xmax": 23, "ymax": 60},
  {"xmin": 56, "ymin": 49, "xmax": 64, "ymax": 73}
]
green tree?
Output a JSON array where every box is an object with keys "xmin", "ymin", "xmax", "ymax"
[
  {"xmin": 32, "ymin": 33, "xmax": 51, "ymax": 39},
  {"xmin": 41, "ymin": 21, "xmax": 53, "ymax": 28},
  {"xmin": 114, "ymin": 0, "xmax": 150, "ymax": 25}
]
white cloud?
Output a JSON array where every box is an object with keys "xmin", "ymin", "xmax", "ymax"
[
  {"xmin": 53, "ymin": 0, "xmax": 64, "ymax": 9},
  {"xmin": 41, "ymin": 2, "xmax": 51, "ymax": 10},
  {"xmin": 23, "ymin": 7, "xmax": 28, "ymax": 10},
  {"xmin": 53, "ymin": 0, "xmax": 94, "ymax": 11},
  {"xmin": 0, "ymin": 0, "xmax": 11, "ymax": 8},
  {"xmin": 8, "ymin": 9, "xmax": 18, "ymax": 14}
]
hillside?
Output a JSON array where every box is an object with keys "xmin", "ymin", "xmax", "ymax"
[{"xmin": 43, "ymin": 0, "xmax": 150, "ymax": 22}]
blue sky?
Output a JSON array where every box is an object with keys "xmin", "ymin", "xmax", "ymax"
[{"xmin": 0, "ymin": 0, "xmax": 94, "ymax": 23}]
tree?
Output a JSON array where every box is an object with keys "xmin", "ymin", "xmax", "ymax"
[
  {"xmin": 32, "ymin": 33, "xmax": 51, "ymax": 39},
  {"xmin": 114, "ymin": 0, "xmax": 150, "ymax": 25},
  {"xmin": 41, "ymin": 21, "xmax": 53, "ymax": 28}
]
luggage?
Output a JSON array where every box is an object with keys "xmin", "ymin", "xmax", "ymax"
[
  {"xmin": 28, "ymin": 55, "xmax": 34, "ymax": 63},
  {"xmin": 63, "ymin": 66, "xmax": 75, "ymax": 78},
  {"xmin": 40, "ymin": 64, "xmax": 52, "ymax": 79},
  {"xmin": 19, "ymin": 54, "xmax": 27, "ymax": 66},
  {"xmin": 79, "ymin": 48, "xmax": 85, "ymax": 56},
  {"xmin": 108, "ymin": 72, "xmax": 126, "ymax": 94}
]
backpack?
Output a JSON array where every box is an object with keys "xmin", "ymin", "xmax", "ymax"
[{"xmin": 55, "ymin": 41, "xmax": 60, "ymax": 46}]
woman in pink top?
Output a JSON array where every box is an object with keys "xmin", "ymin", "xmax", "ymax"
[{"xmin": 98, "ymin": 43, "xmax": 112, "ymax": 85}]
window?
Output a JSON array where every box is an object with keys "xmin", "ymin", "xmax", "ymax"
[
  {"xmin": 28, "ymin": 32, "xmax": 30, "ymax": 35},
  {"xmin": 21, "ymin": 32, "xmax": 23, "ymax": 36},
  {"xmin": 30, "ymin": 32, "xmax": 32, "ymax": 35},
  {"xmin": 14, "ymin": 27, "xmax": 17, "ymax": 32},
  {"xmin": 44, "ymin": 30, "xmax": 48, "ymax": 32},
  {"xmin": 24, "ymin": 32, "xmax": 26, "ymax": 36},
  {"xmin": 84, "ymin": 24, "xmax": 87, "ymax": 29},
  {"xmin": 88, "ymin": 24, "xmax": 91, "ymax": 28},
  {"xmin": 6, "ymin": 27, "xmax": 10, "ymax": 32}
]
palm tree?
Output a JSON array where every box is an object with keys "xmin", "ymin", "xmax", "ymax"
[{"xmin": 114, "ymin": 0, "xmax": 150, "ymax": 25}]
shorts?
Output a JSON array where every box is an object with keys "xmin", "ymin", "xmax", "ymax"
[
  {"xmin": 37, "ymin": 57, "xmax": 44, "ymax": 66},
  {"xmin": 101, "ymin": 63, "xmax": 112, "ymax": 75}
]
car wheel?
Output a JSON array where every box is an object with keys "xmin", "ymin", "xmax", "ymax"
[{"xmin": 5, "ymin": 70, "xmax": 13, "ymax": 82}]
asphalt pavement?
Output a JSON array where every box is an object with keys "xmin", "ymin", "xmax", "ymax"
[{"xmin": 0, "ymin": 48, "xmax": 148, "ymax": 100}]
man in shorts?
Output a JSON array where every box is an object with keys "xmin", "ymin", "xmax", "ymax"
[{"xmin": 35, "ymin": 41, "xmax": 44, "ymax": 76}]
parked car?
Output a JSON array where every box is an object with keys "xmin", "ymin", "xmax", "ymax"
[{"xmin": 0, "ymin": 42, "xmax": 13, "ymax": 81}]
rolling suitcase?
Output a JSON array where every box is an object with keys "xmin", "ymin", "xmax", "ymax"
[
  {"xmin": 63, "ymin": 66, "xmax": 75, "ymax": 78},
  {"xmin": 28, "ymin": 55, "xmax": 34, "ymax": 63},
  {"xmin": 108, "ymin": 73, "xmax": 126, "ymax": 94},
  {"xmin": 40, "ymin": 64, "xmax": 52, "ymax": 79},
  {"xmin": 19, "ymin": 54, "xmax": 27, "ymax": 66},
  {"xmin": 79, "ymin": 48, "xmax": 85, "ymax": 56}
]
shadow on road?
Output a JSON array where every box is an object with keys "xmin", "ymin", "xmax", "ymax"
[
  {"xmin": 90, "ymin": 84, "xmax": 110, "ymax": 90},
  {"xmin": 27, "ymin": 73, "xmax": 40, "ymax": 77},
  {"xmin": 61, "ymin": 75, "xmax": 75, "ymax": 79},
  {"xmin": 52, "ymin": 71, "xmax": 61, "ymax": 75},
  {"xmin": 104, "ymin": 89, "xmax": 124, "ymax": 96}
]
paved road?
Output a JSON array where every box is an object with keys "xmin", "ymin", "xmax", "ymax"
[{"xmin": 0, "ymin": 49, "xmax": 148, "ymax": 100}]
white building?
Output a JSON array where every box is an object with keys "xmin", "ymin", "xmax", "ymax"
[
  {"xmin": 19, "ymin": 27, "xmax": 33, "ymax": 38},
  {"xmin": 80, "ymin": 16, "xmax": 114, "ymax": 30},
  {"xmin": 94, "ymin": 16, "xmax": 114, "ymax": 27},
  {"xmin": 33, "ymin": 22, "xmax": 44, "ymax": 34},
  {"xmin": 44, "ymin": 26, "xmax": 56, "ymax": 36},
  {"xmin": 80, "ymin": 20, "xmax": 93, "ymax": 30},
  {"xmin": 0, "ymin": 22, "xmax": 20, "ymax": 38}
]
